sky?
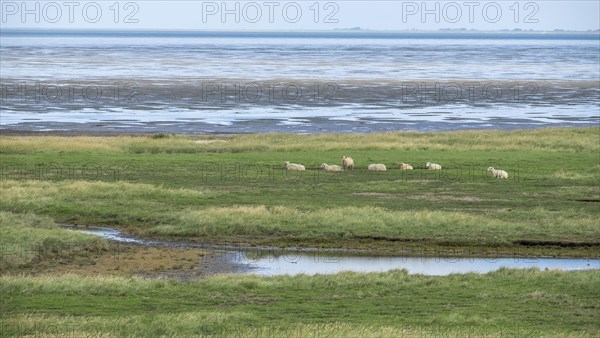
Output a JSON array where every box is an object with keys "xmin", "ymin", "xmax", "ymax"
[{"xmin": 1, "ymin": 1, "xmax": 599, "ymax": 31}]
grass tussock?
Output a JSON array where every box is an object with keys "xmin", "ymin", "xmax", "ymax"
[
  {"xmin": 0, "ymin": 180, "xmax": 209, "ymax": 217},
  {"xmin": 1, "ymin": 180, "xmax": 205, "ymax": 199},
  {"xmin": 0, "ymin": 136, "xmax": 125, "ymax": 153},
  {"xmin": 552, "ymin": 165, "xmax": 600, "ymax": 181},
  {"xmin": 149, "ymin": 205, "xmax": 600, "ymax": 245},
  {"xmin": 0, "ymin": 212, "xmax": 106, "ymax": 270}
]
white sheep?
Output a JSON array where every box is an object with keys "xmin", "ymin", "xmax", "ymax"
[
  {"xmin": 426, "ymin": 162, "xmax": 442, "ymax": 170},
  {"xmin": 341, "ymin": 156, "xmax": 354, "ymax": 171},
  {"xmin": 320, "ymin": 163, "xmax": 343, "ymax": 172},
  {"xmin": 397, "ymin": 162, "xmax": 413, "ymax": 170},
  {"xmin": 284, "ymin": 161, "xmax": 305, "ymax": 171},
  {"xmin": 368, "ymin": 163, "xmax": 387, "ymax": 171},
  {"xmin": 487, "ymin": 166, "xmax": 508, "ymax": 179}
]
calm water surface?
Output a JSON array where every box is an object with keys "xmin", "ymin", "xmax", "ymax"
[{"xmin": 73, "ymin": 226, "xmax": 600, "ymax": 276}]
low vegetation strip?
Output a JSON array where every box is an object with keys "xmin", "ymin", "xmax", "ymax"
[
  {"xmin": 1, "ymin": 179, "xmax": 599, "ymax": 255},
  {"xmin": 1, "ymin": 127, "xmax": 598, "ymax": 154},
  {"xmin": 159, "ymin": 206, "xmax": 599, "ymax": 245},
  {"xmin": 1, "ymin": 269, "xmax": 599, "ymax": 336}
]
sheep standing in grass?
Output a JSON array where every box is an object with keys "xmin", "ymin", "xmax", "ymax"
[
  {"xmin": 487, "ymin": 166, "xmax": 509, "ymax": 179},
  {"xmin": 426, "ymin": 162, "xmax": 442, "ymax": 170},
  {"xmin": 284, "ymin": 161, "xmax": 305, "ymax": 171},
  {"xmin": 341, "ymin": 156, "xmax": 354, "ymax": 171},
  {"xmin": 397, "ymin": 162, "xmax": 413, "ymax": 170},
  {"xmin": 320, "ymin": 163, "xmax": 343, "ymax": 172},
  {"xmin": 368, "ymin": 163, "xmax": 387, "ymax": 171}
]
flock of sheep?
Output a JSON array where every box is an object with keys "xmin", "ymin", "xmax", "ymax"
[{"xmin": 284, "ymin": 157, "xmax": 509, "ymax": 179}]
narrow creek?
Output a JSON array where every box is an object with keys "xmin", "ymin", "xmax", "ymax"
[{"xmin": 68, "ymin": 226, "xmax": 600, "ymax": 277}]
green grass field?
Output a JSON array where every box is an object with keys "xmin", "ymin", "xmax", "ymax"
[
  {"xmin": 1, "ymin": 127, "xmax": 599, "ymax": 255},
  {"xmin": 2, "ymin": 269, "xmax": 599, "ymax": 337},
  {"xmin": 1, "ymin": 127, "xmax": 599, "ymax": 336}
]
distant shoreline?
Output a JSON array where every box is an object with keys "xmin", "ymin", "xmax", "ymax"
[
  {"xmin": 2, "ymin": 28, "xmax": 599, "ymax": 40},
  {"xmin": 1, "ymin": 125, "xmax": 595, "ymax": 138}
]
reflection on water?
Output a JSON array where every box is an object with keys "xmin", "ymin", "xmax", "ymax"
[
  {"xmin": 67, "ymin": 226, "xmax": 600, "ymax": 276},
  {"xmin": 239, "ymin": 251, "xmax": 599, "ymax": 276}
]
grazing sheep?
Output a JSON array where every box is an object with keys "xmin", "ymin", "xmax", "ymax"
[
  {"xmin": 368, "ymin": 163, "xmax": 387, "ymax": 171},
  {"xmin": 320, "ymin": 163, "xmax": 343, "ymax": 172},
  {"xmin": 341, "ymin": 156, "xmax": 354, "ymax": 171},
  {"xmin": 284, "ymin": 161, "xmax": 305, "ymax": 171},
  {"xmin": 426, "ymin": 162, "xmax": 442, "ymax": 170},
  {"xmin": 487, "ymin": 166, "xmax": 509, "ymax": 179},
  {"xmin": 397, "ymin": 162, "xmax": 414, "ymax": 170}
]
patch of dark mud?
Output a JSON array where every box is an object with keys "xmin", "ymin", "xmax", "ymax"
[
  {"xmin": 353, "ymin": 235, "xmax": 430, "ymax": 243},
  {"xmin": 572, "ymin": 199, "xmax": 600, "ymax": 203},
  {"xmin": 513, "ymin": 240, "xmax": 600, "ymax": 248}
]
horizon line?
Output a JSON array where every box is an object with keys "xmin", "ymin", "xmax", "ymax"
[{"xmin": 2, "ymin": 27, "xmax": 600, "ymax": 34}]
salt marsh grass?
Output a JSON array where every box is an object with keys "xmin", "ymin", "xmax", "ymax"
[
  {"xmin": 162, "ymin": 206, "xmax": 599, "ymax": 246},
  {"xmin": 1, "ymin": 127, "xmax": 598, "ymax": 255},
  {"xmin": 1, "ymin": 127, "xmax": 598, "ymax": 154},
  {"xmin": 0, "ymin": 180, "xmax": 210, "ymax": 218},
  {"xmin": 0, "ymin": 212, "xmax": 106, "ymax": 269},
  {"xmin": 1, "ymin": 269, "xmax": 598, "ymax": 336}
]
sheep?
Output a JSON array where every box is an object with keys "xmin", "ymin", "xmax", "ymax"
[
  {"xmin": 368, "ymin": 163, "xmax": 387, "ymax": 171},
  {"xmin": 487, "ymin": 166, "xmax": 509, "ymax": 179},
  {"xmin": 426, "ymin": 162, "xmax": 442, "ymax": 170},
  {"xmin": 397, "ymin": 162, "xmax": 413, "ymax": 170},
  {"xmin": 320, "ymin": 163, "xmax": 343, "ymax": 172},
  {"xmin": 284, "ymin": 161, "xmax": 305, "ymax": 171},
  {"xmin": 341, "ymin": 156, "xmax": 354, "ymax": 171}
]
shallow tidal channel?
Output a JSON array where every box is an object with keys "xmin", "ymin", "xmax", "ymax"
[{"xmin": 67, "ymin": 226, "xmax": 600, "ymax": 277}]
